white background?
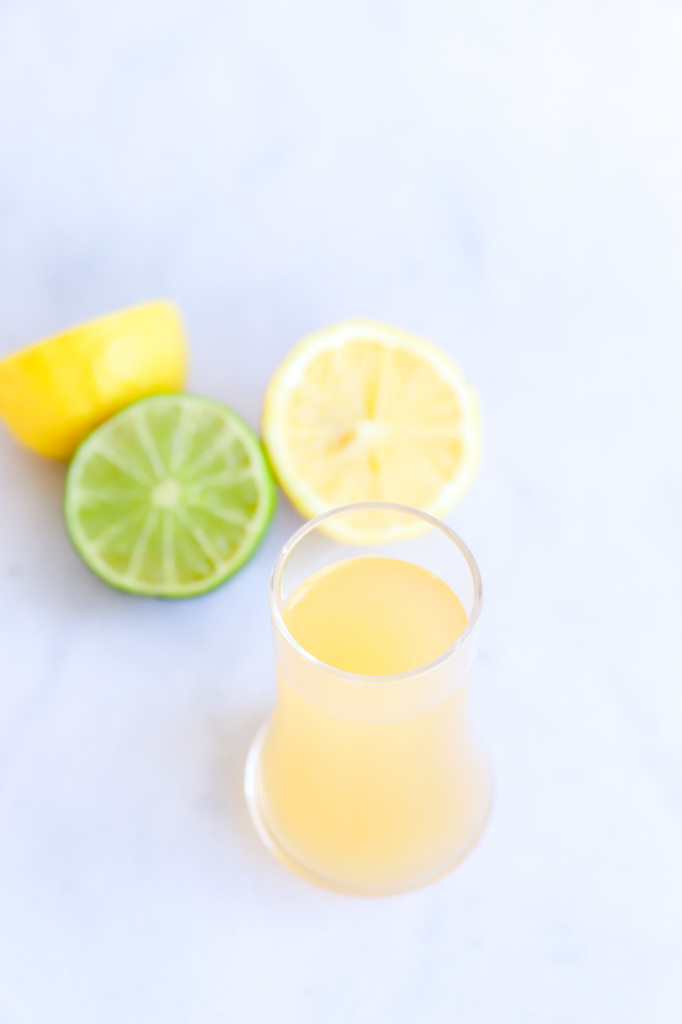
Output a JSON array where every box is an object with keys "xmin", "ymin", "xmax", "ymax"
[{"xmin": 1, "ymin": 2, "xmax": 681, "ymax": 1021}]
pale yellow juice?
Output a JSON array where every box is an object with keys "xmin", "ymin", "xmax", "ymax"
[{"xmin": 258, "ymin": 556, "xmax": 491, "ymax": 892}]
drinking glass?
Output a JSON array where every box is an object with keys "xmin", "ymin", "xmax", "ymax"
[{"xmin": 245, "ymin": 503, "xmax": 492, "ymax": 895}]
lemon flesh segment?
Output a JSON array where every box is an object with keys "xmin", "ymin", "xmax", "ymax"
[
  {"xmin": 0, "ymin": 301, "xmax": 187, "ymax": 460},
  {"xmin": 64, "ymin": 394, "xmax": 276, "ymax": 597},
  {"xmin": 262, "ymin": 321, "xmax": 480, "ymax": 540}
]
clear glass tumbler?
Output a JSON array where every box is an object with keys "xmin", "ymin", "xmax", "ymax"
[{"xmin": 244, "ymin": 503, "xmax": 492, "ymax": 896}]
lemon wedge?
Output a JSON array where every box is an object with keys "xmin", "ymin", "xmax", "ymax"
[
  {"xmin": 262, "ymin": 320, "xmax": 481, "ymax": 539},
  {"xmin": 0, "ymin": 301, "xmax": 187, "ymax": 460}
]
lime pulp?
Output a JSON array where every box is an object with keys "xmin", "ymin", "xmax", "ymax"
[{"xmin": 64, "ymin": 394, "xmax": 276, "ymax": 597}]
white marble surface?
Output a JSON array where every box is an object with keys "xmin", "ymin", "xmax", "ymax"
[{"xmin": 1, "ymin": 2, "xmax": 682, "ymax": 1021}]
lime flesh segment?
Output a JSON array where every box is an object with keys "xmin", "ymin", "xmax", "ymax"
[{"xmin": 64, "ymin": 394, "xmax": 276, "ymax": 597}]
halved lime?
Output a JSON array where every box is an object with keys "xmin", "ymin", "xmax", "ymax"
[{"xmin": 64, "ymin": 394, "xmax": 276, "ymax": 597}]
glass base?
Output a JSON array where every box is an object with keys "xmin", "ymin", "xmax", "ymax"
[{"xmin": 244, "ymin": 720, "xmax": 494, "ymax": 897}]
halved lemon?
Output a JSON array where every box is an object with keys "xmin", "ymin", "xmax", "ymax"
[
  {"xmin": 262, "ymin": 320, "xmax": 481, "ymax": 541},
  {"xmin": 0, "ymin": 301, "xmax": 187, "ymax": 460}
]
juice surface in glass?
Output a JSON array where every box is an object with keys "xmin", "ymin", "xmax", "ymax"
[
  {"xmin": 284, "ymin": 556, "xmax": 466, "ymax": 674},
  {"xmin": 257, "ymin": 555, "xmax": 491, "ymax": 893}
]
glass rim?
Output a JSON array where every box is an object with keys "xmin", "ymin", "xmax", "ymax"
[{"xmin": 269, "ymin": 502, "xmax": 483, "ymax": 685}]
